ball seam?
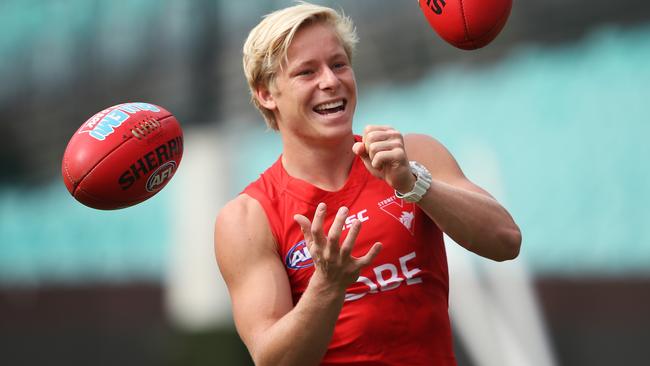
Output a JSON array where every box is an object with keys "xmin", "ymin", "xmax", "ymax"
[
  {"xmin": 72, "ymin": 134, "xmax": 134, "ymax": 197},
  {"xmin": 458, "ymin": 0, "xmax": 473, "ymax": 47},
  {"xmin": 75, "ymin": 183, "xmax": 147, "ymax": 209},
  {"xmin": 455, "ymin": 2, "xmax": 512, "ymax": 49}
]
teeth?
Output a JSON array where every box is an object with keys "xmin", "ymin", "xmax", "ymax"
[{"xmin": 315, "ymin": 100, "xmax": 344, "ymax": 111}]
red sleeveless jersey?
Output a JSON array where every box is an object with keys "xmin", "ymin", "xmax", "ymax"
[{"xmin": 242, "ymin": 146, "xmax": 456, "ymax": 365}]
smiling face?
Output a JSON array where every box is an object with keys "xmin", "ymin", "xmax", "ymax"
[{"xmin": 255, "ymin": 21, "xmax": 357, "ymax": 144}]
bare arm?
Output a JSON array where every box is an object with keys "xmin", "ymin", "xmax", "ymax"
[
  {"xmin": 214, "ymin": 196, "xmax": 380, "ymax": 366},
  {"xmin": 403, "ymin": 133, "xmax": 521, "ymax": 261},
  {"xmin": 353, "ymin": 127, "xmax": 521, "ymax": 261}
]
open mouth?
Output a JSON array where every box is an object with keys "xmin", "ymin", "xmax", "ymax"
[{"xmin": 313, "ymin": 99, "xmax": 347, "ymax": 115}]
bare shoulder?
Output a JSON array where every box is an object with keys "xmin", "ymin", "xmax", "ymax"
[
  {"xmin": 403, "ymin": 133, "xmax": 462, "ymax": 180},
  {"xmin": 215, "ymin": 193, "xmax": 269, "ymax": 235},
  {"xmin": 214, "ymin": 194, "xmax": 278, "ymax": 286},
  {"xmin": 404, "ymin": 133, "xmax": 489, "ymax": 195}
]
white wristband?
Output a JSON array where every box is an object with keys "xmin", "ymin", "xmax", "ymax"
[{"xmin": 394, "ymin": 161, "xmax": 432, "ymax": 203}]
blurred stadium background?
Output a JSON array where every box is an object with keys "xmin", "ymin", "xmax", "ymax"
[{"xmin": 1, "ymin": 0, "xmax": 649, "ymax": 365}]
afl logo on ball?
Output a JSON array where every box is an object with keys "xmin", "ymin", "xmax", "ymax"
[
  {"xmin": 146, "ymin": 161, "xmax": 176, "ymax": 192},
  {"xmin": 285, "ymin": 240, "xmax": 313, "ymax": 270}
]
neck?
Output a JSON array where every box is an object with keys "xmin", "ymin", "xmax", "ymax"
[{"xmin": 281, "ymin": 134, "xmax": 356, "ymax": 192}]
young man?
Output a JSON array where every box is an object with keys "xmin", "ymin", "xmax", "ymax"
[{"xmin": 214, "ymin": 3, "xmax": 521, "ymax": 365}]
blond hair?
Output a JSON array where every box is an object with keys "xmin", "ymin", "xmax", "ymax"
[{"xmin": 243, "ymin": 2, "xmax": 358, "ymax": 130}]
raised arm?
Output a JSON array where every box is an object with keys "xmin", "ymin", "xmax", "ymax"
[
  {"xmin": 353, "ymin": 126, "xmax": 521, "ymax": 262},
  {"xmin": 214, "ymin": 196, "xmax": 380, "ymax": 366},
  {"xmin": 404, "ymin": 133, "xmax": 521, "ymax": 261}
]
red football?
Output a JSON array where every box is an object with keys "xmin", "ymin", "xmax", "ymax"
[
  {"xmin": 418, "ymin": 0, "xmax": 512, "ymax": 50},
  {"xmin": 61, "ymin": 102, "xmax": 183, "ymax": 210}
]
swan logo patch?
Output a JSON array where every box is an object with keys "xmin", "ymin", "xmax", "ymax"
[{"xmin": 378, "ymin": 196, "xmax": 416, "ymax": 235}]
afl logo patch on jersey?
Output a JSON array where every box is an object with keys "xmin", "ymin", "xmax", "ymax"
[{"xmin": 285, "ymin": 240, "xmax": 313, "ymax": 270}]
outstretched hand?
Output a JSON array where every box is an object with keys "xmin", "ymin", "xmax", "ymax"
[
  {"xmin": 294, "ymin": 203, "xmax": 382, "ymax": 291},
  {"xmin": 352, "ymin": 125, "xmax": 415, "ymax": 194}
]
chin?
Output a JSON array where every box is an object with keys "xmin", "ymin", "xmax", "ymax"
[
  {"xmin": 299, "ymin": 118, "xmax": 352, "ymax": 143},
  {"xmin": 313, "ymin": 113, "xmax": 353, "ymax": 134}
]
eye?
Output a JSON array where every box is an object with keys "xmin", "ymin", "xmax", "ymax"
[
  {"xmin": 297, "ymin": 69, "xmax": 314, "ymax": 76},
  {"xmin": 333, "ymin": 62, "xmax": 347, "ymax": 69}
]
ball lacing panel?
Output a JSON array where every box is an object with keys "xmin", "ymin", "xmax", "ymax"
[{"xmin": 131, "ymin": 117, "xmax": 161, "ymax": 139}]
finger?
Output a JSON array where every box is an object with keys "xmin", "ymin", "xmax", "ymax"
[
  {"xmin": 363, "ymin": 126, "xmax": 391, "ymax": 152},
  {"xmin": 293, "ymin": 214, "xmax": 313, "ymax": 242},
  {"xmin": 310, "ymin": 202, "xmax": 327, "ymax": 243},
  {"xmin": 363, "ymin": 129, "xmax": 386, "ymax": 151},
  {"xmin": 364, "ymin": 126, "xmax": 395, "ymax": 143},
  {"xmin": 371, "ymin": 150, "xmax": 406, "ymax": 170},
  {"xmin": 366, "ymin": 130, "xmax": 401, "ymax": 159},
  {"xmin": 367, "ymin": 140, "xmax": 402, "ymax": 161},
  {"xmin": 366, "ymin": 128, "xmax": 392, "ymax": 140},
  {"xmin": 363, "ymin": 124, "xmax": 392, "ymax": 137},
  {"xmin": 356, "ymin": 242, "xmax": 383, "ymax": 268},
  {"xmin": 340, "ymin": 218, "xmax": 362, "ymax": 258},
  {"xmin": 295, "ymin": 214, "xmax": 323, "ymax": 261},
  {"xmin": 322, "ymin": 206, "xmax": 347, "ymax": 261},
  {"xmin": 327, "ymin": 206, "xmax": 348, "ymax": 246}
]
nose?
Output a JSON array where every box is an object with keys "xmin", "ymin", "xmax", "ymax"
[{"xmin": 318, "ymin": 66, "xmax": 341, "ymax": 91}]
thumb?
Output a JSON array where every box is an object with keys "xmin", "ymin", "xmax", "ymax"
[
  {"xmin": 356, "ymin": 242, "xmax": 383, "ymax": 268},
  {"xmin": 353, "ymin": 141, "xmax": 383, "ymax": 178},
  {"xmin": 352, "ymin": 141, "xmax": 366, "ymax": 156},
  {"xmin": 353, "ymin": 141, "xmax": 373, "ymax": 168}
]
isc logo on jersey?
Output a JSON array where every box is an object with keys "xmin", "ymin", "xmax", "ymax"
[
  {"xmin": 79, "ymin": 103, "xmax": 161, "ymax": 141},
  {"xmin": 343, "ymin": 209, "xmax": 369, "ymax": 231},
  {"xmin": 286, "ymin": 240, "xmax": 313, "ymax": 270}
]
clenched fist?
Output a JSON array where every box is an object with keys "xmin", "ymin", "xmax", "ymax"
[{"xmin": 352, "ymin": 125, "xmax": 416, "ymax": 194}]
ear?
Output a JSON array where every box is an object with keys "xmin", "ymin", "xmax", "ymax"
[{"xmin": 255, "ymin": 84, "xmax": 277, "ymax": 111}]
